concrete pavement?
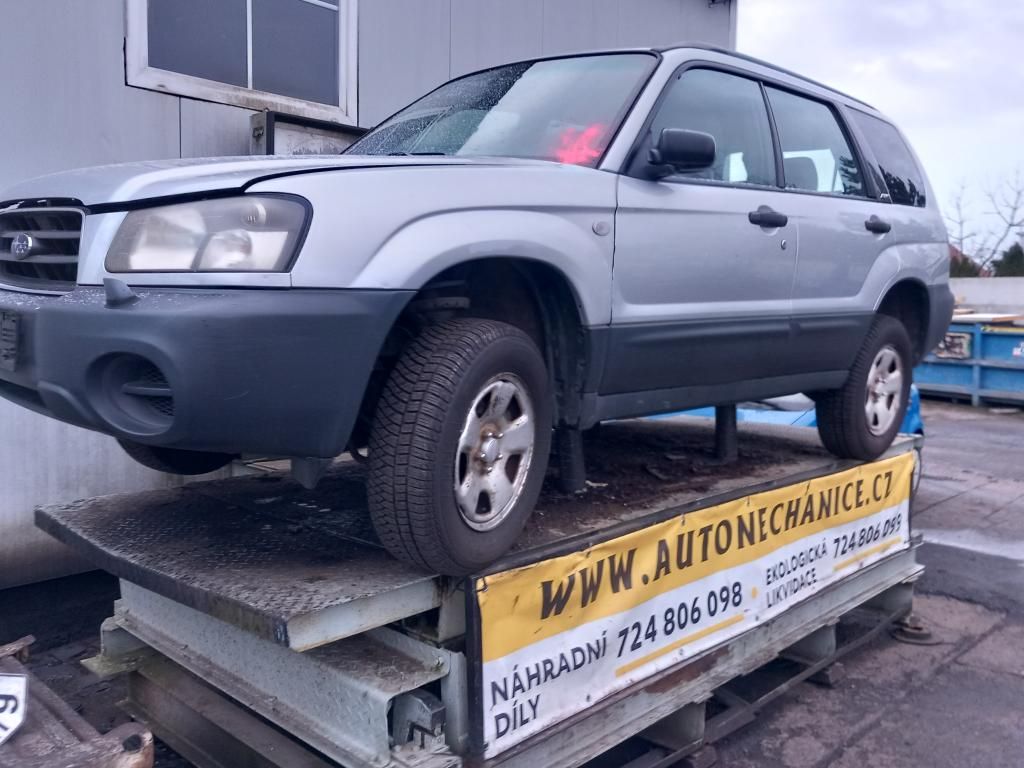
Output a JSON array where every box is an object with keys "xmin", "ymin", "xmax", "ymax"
[{"xmin": 715, "ymin": 400, "xmax": 1024, "ymax": 768}]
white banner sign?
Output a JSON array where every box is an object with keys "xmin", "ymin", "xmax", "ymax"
[{"xmin": 0, "ymin": 673, "xmax": 27, "ymax": 746}]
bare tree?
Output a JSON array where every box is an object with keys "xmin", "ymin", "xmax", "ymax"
[
  {"xmin": 975, "ymin": 170, "xmax": 1024, "ymax": 271},
  {"xmin": 945, "ymin": 181, "xmax": 977, "ymax": 257}
]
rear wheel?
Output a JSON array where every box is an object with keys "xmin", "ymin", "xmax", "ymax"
[
  {"xmin": 816, "ymin": 315, "xmax": 912, "ymax": 460},
  {"xmin": 367, "ymin": 318, "xmax": 553, "ymax": 575},
  {"xmin": 117, "ymin": 439, "xmax": 235, "ymax": 475}
]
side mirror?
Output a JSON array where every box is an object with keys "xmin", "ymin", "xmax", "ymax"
[{"xmin": 647, "ymin": 128, "xmax": 716, "ymax": 178}]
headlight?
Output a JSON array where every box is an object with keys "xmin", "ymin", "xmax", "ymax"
[{"xmin": 106, "ymin": 195, "xmax": 308, "ymax": 273}]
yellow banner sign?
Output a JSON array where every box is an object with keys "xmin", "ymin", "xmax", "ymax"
[
  {"xmin": 475, "ymin": 451, "xmax": 914, "ymax": 757},
  {"xmin": 478, "ymin": 451, "xmax": 914, "ymax": 662}
]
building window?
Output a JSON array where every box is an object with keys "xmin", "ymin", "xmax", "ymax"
[{"xmin": 126, "ymin": 0, "xmax": 358, "ymax": 124}]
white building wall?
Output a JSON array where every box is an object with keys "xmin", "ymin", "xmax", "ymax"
[
  {"xmin": 0, "ymin": 0, "xmax": 736, "ymax": 588},
  {"xmin": 0, "ymin": 0, "xmax": 256, "ymax": 589},
  {"xmin": 357, "ymin": 0, "xmax": 737, "ymax": 126},
  {"xmin": 949, "ymin": 278, "xmax": 1024, "ymax": 313}
]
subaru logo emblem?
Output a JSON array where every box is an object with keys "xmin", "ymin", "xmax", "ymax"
[{"xmin": 10, "ymin": 233, "xmax": 33, "ymax": 260}]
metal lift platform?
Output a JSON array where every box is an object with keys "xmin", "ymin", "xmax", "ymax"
[{"xmin": 36, "ymin": 418, "xmax": 924, "ymax": 768}]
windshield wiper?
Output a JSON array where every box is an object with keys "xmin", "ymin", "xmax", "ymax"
[{"xmin": 387, "ymin": 151, "xmax": 448, "ymax": 156}]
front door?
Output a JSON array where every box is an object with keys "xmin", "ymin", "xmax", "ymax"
[{"xmin": 608, "ymin": 67, "xmax": 797, "ymax": 401}]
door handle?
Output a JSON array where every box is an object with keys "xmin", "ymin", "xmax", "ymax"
[
  {"xmin": 865, "ymin": 215, "xmax": 892, "ymax": 234},
  {"xmin": 748, "ymin": 206, "xmax": 788, "ymax": 228}
]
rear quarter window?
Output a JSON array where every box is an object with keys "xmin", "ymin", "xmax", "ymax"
[{"xmin": 850, "ymin": 111, "xmax": 927, "ymax": 207}]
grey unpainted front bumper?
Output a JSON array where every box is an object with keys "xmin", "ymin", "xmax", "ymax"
[{"xmin": 0, "ymin": 286, "xmax": 413, "ymax": 458}]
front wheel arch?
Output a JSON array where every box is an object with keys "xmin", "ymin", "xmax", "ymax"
[{"xmin": 349, "ymin": 257, "xmax": 591, "ymax": 453}]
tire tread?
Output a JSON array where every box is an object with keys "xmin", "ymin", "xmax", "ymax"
[
  {"xmin": 816, "ymin": 315, "xmax": 912, "ymax": 460},
  {"xmin": 368, "ymin": 318, "xmax": 546, "ymax": 574}
]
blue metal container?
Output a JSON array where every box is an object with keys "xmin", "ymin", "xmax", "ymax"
[{"xmin": 915, "ymin": 322, "xmax": 1024, "ymax": 406}]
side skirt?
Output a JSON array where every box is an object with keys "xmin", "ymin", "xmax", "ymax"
[{"xmin": 580, "ymin": 370, "xmax": 849, "ymax": 428}]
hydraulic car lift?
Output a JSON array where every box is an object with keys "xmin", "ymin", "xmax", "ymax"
[{"xmin": 34, "ymin": 418, "xmax": 923, "ymax": 768}]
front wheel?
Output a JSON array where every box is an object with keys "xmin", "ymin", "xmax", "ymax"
[
  {"xmin": 117, "ymin": 439, "xmax": 235, "ymax": 475},
  {"xmin": 816, "ymin": 315, "xmax": 912, "ymax": 460},
  {"xmin": 367, "ymin": 318, "xmax": 553, "ymax": 575}
]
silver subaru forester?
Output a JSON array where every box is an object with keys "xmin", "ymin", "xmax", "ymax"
[{"xmin": 0, "ymin": 46, "xmax": 953, "ymax": 574}]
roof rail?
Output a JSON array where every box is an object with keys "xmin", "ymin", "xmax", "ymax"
[{"xmin": 658, "ymin": 43, "xmax": 875, "ymax": 110}]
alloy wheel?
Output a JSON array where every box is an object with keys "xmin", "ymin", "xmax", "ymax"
[{"xmin": 454, "ymin": 375, "xmax": 536, "ymax": 531}]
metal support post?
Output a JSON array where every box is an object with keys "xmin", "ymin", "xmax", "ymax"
[
  {"xmin": 641, "ymin": 701, "xmax": 707, "ymax": 752},
  {"xmin": 782, "ymin": 622, "xmax": 842, "ymax": 687},
  {"xmin": 556, "ymin": 426, "xmax": 587, "ymax": 493},
  {"xmin": 714, "ymin": 405, "xmax": 738, "ymax": 463}
]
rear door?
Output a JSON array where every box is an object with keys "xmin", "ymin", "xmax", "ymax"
[
  {"xmin": 609, "ymin": 67, "xmax": 798, "ymax": 398},
  {"xmin": 761, "ymin": 86, "xmax": 889, "ymax": 375}
]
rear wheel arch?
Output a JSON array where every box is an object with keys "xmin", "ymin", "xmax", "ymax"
[{"xmin": 876, "ymin": 279, "xmax": 931, "ymax": 363}]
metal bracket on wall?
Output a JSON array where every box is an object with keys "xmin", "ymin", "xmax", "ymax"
[{"xmin": 250, "ymin": 111, "xmax": 367, "ymax": 156}]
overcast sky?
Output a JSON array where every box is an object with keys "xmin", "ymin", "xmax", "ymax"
[{"xmin": 738, "ymin": 0, "xmax": 1024, "ymax": 250}]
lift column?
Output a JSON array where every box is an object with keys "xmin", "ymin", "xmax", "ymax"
[{"xmin": 715, "ymin": 404, "xmax": 738, "ymax": 463}]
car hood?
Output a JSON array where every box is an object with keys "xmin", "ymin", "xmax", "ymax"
[{"xmin": 0, "ymin": 155, "xmax": 540, "ymax": 207}]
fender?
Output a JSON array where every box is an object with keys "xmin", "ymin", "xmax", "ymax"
[
  {"xmin": 871, "ymin": 241, "xmax": 950, "ymax": 312},
  {"xmin": 791, "ymin": 238, "xmax": 948, "ymax": 321},
  {"xmin": 250, "ymin": 163, "xmax": 618, "ymax": 325},
  {"xmin": 349, "ymin": 209, "xmax": 611, "ymax": 325}
]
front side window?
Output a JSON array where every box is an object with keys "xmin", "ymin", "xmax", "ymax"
[
  {"xmin": 128, "ymin": 0, "xmax": 357, "ymax": 123},
  {"xmin": 765, "ymin": 87, "xmax": 866, "ymax": 198},
  {"xmin": 849, "ymin": 111, "xmax": 927, "ymax": 207},
  {"xmin": 347, "ymin": 54, "xmax": 656, "ymax": 167},
  {"xmin": 647, "ymin": 68, "xmax": 777, "ymax": 186}
]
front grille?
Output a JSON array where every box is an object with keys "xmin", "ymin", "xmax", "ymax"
[
  {"xmin": 0, "ymin": 205, "xmax": 83, "ymax": 291},
  {"xmin": 121, "ymin": 361, "xmax": 175, "ymax": 422},
  {"xmin": 148, "ymin": 397, "xmax": 176, "ymax": 418}
]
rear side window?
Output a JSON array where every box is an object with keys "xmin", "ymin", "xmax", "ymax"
[
  {"xmin": 765, "ymin": 87, "xmax": 865, "ymax": 198},
  {"xmin": 648, "ymin": 68, "xmax": 776, "ymax": 186},
  {"xmin": 849, "ymin": 111, "xmax": 927, "ymax": 207}
]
